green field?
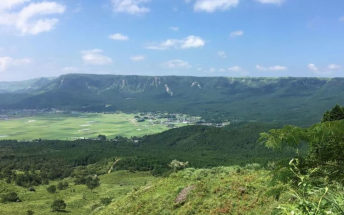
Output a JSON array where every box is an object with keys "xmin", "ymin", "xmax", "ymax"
[
  {"xmin": 0, "ymin": 167, "xmax": 277, "ymax": 215},
  {"xmin": 0, "ymin": 112, "xmax": 184, "ymax": 140}
]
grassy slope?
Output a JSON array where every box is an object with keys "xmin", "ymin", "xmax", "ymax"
[
  {"xmin": 0, "ymin": 112, "xmax": 183, "ymax": 140},
  {"xmin": 0, "ymin": 171, "xmax": 157, "ymax": 215},
  {"xmin": 0, "ymin": 167, "xmax": 279, "ymax": 215},
  {"xmin": 100, "ymin": 167, "xmax": 278, "ymax": 215}
]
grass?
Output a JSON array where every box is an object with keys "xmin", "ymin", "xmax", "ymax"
[
  {"xmin": 99, "ymin": 166, "xmax": 279, "ymax": 215},
  {"xmin": 0, "ymin": 167, "xmax": 280, "ymax": 215},
  {"xmin": 0, "ymin": 171, "xmax": 157, "ymax": 215},
  {"xmin": 0, "ymin": 112, "xmax": 184, "ymax": 140}
]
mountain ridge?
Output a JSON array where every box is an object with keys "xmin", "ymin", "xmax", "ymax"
[{"xmin": 0, "ymin": 74, "xmax": 343, "ymax": 125}]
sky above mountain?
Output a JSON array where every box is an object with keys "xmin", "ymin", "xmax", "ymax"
[{"xmin": 0, "ymin": 0, "xmax": 343, "ymax": 81}]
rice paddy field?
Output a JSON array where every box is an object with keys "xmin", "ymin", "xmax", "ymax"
[{"xmin": 0, "ymin": 112, "xmax": 184, "ymax": 140}]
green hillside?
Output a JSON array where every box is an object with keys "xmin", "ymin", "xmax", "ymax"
[
  {"xmin": 99, "ymin": 167, "xmax": 277, "ymax": 215},
  {"xmin": 1, "ymin": 74, "xmax": 344, "ymax": 125}
]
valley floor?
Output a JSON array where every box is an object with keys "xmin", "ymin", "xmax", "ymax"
[{"xmin": 0, "ymin": 112, "xmax": 188, "ymax": 140}]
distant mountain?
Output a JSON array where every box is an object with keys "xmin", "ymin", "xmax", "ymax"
[
  {"xmin": 0, "ymin": 74, "xmax": 343, "ymax": 125},
  {"xmin": 0, "ymin": 77, "xmax": 53, "ymax": 93}
]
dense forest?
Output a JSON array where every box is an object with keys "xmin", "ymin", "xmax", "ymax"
[{"xmin": 0, "ymin": 122, "xmax": 297, "ymax": 187}]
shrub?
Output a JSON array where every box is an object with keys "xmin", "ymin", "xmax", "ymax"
[
  {"xmin": 57, "ymin": 181, "xmax": 68, "ymax": 190},
  {"xmin": 100, "ymin": 197, "xmax": 112, "ymax": 205},
  {"xmin": 273, "ymin": 159, "xmax": 344, "ymax": 214},
  {"xmin": 86, "ymin": 176, "xmax": 100, "ymax": 190},
  {"xmin": 46, "ymin": 185, "xmax": 56, "ymax": 194},
  {"xmin": 97, "ymin": 135, "xmax": 107, "ymax": 141},
  {"xmin": 169, "ymin": 160, "xmax": 189, "ymax": 172},
  {"xmin": 26, "ymin": 210, "xmax": 34, "ymax": 215},
  {"xmin": 51, "ymin": 199, "xmax": 66, "ymax": 212},
  {"xmin": 1, "ymin": 192, "xmax": 20, "ymax": 203}
]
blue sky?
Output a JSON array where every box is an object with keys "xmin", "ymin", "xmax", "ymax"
[{"xmin": 0, "ymin": 0, "xmax": 343, "ymax": 81}]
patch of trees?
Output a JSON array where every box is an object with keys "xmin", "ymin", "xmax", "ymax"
[{"xmin": 322, "ymin": 104, "xmax": 344, "ymax": 122}]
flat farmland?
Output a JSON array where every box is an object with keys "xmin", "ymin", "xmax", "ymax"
[{"xmin": 0, "ymin": 112, "xmax": 184, "ymax": 140}]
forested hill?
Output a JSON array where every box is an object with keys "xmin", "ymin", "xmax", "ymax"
[{"xmin": 1, "ymin": 74, "xmax": 344, "ymax": 125}]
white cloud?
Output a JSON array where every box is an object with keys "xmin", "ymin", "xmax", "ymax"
[
  {"xmin": 169, "ymin": 26, "xmax": 179, "ymax": 31},
  {"xmin": 146, "ymin": 35, "xmax": 205, "ymax": 50},
  {"xmin": 307, "ymin": 63, "xmax": 340, "ymax": 76},
  {"xmin": 0, "ymin": 1, "xmax": 65, "ymax": 35},
  {"xmin": 328, "ymin": 64, "xmax": 341, "ymax": 70},
  {"xmin": 81, "ymin": 49, "xmax": 113, "ymax": 65},
  {"xmin": 254, "ymin": 0, "xmax": 284, "ymax": 5},
  {"xmin": 111, "ymin": 0, "xmax": 150, "ymax": 15},
  {"xmin": 307, "ymin": 63, "xmax": 318, "ymax": 72},
  {"xmin": 131, "ymin": 55, "xmax": 145, "ymax": 62},
  {"xmin": 163, "ymin": 59, "xmax": 191, "ymax": 69},
  {"xmin": 227, "ymin": 66, "xmax": 242, "ymax": 72},
  {"xmin": 230, "ymin": 30, "xmax": 244, "ymax": 38},
  {"xmin": 193, "ymin": 0, "xmax": 239, "ymax": 13},
  {"xmin": 109, "ymin": 33, "xmax": 129, "ymax": 41},
  {"xmin": 0, "ymin": 56, "xmax": 31, "ymax": 72},
  {"xmin": 0, "ymin": 0, "xmax": 29, "ymax": 11},
  {"xmin": 256, "ymin": 65, "xmax": 287, "ymax": 71},
  {"xmin": 217, "ymin": 51, "xmax": 227, "ymax": 58}
]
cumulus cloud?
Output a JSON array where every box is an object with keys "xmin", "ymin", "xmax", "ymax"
[
  {"xmin": 254, "ymin": 0, "xmax": 284, "ymax": 4},
  {"xmin": 163, "ymin": 59, "xmax": 191, "ymax": 69},
  {"xmin": 307, "ymin": 64, "xmax": 318, "ymax": 72},
  {"xmin": 0, "ymin": 1, "xmax": 65, "ymax": 35},
  {"xmin": 193, "ymin": 0, "xmax": 239, "ymax": 13},
  {"xmin": 230, "ymin": 30, "xmax": 244, "ymax": 38},
  {"xmin": 130, "ymin": 55, "xmax": 145, "ymax": 62},
  {"xmin": 256, "ymin": 65, "xmax": 287, "ymax": 71},
  {"xmin": 109, "ymin": 33, "xmax": 129, "ymax": 41},
  {"xmin": 146, "ymin": 35, "xmax": 205, "ymax": 50},
  {"xmin": 0, "ymin": 0, "xmax": 29, "ymax": 11},
  {"xmin": 81, "ymin": 49, "xmax": 113, "ymax": 65},
  {"xmin": 0, "ymin": 56, "xmax": 31, "ymax": 72},
  {"xmin": 111, "ymin": 0, "xmax": 150, "ymax": 15}
]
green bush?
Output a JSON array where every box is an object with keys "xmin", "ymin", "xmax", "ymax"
[
  {"xmin": 26, "ymin": 210, "xmax": 34, "ymax": 215},
  {"xmin": 86, "ymin": 176, "xmax": 100, "ymax": 190},
  {"xmin": 1, "ymin": 192, "xmax": 20, "ymax": 203},
  {"xmin": 100, "ymin": 197, "xmax": 112, "ymax": 205},
  {"xmin": 46, "ymin": 185, "xmax": 56, "ymax": 194},
  {"xmin": 57, "ymin": 181, "xmax": 68, "ymax": 190},
  {"xmin": 51, "ymin": 199, "xmax": 66, "ymax": 212}
]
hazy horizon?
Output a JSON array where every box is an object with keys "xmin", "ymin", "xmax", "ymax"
[{"xmin": 2, "ymin": 72, "xmax": 344, "ymax": 83}]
